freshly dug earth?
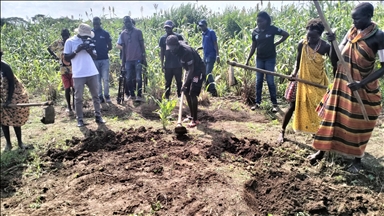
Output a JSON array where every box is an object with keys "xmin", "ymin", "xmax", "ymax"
[{"xmin": 1, "ymin": 126, "xmax": 383, "ymax": 215}]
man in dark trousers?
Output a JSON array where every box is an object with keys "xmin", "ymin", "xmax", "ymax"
[
  {"xmin": 197, "ymin": 19, "xmax": 219, "ymax": 97},
  {"xmin": 117, "ymin": 16, "xmax": 146, "ymax": 102},
  {"xmin": 92, "ymin": 16, "xmax": 112, "ymax": 103},
  {"xmin": 166, "ymin": 35, "xmax": 205, "ymax": 128},
  {"xmin": 159, "ymin": 20, "xmax": 184, "ymax": 99}
]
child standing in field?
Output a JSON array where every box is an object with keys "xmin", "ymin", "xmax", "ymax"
[
  {"xmin": 47, "ymin": 29, "xmax": 74, "ymax": 114},
  {"xmin": 277, "ymin": 18, "xmax": 337, "ymax": 143},
  {"xmin": 246, "ymin": 11, "xmax": 289, "ymax": 112}
]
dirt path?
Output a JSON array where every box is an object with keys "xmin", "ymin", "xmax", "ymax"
[{"xmin": 1, "ymin": 97, "xmax": 383, "ymax": 215}]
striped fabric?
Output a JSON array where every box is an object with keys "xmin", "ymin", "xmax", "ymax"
[{"xmin": 312, "ymin": 22, "xmax": 382, "ymax": 157}]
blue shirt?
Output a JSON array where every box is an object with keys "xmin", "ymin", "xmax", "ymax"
[
  {"xmin": 92, "ymin": 28, "xmax": 112, "ymax": 60},
  {"xmin": 201, "ymin": 28, "xmax": 217, "ymax": 58}
]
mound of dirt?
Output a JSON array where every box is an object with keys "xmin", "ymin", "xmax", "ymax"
[
  {"xmin": 45, "ymin": 126, "xmax": 163, "ymax": 162},
  {"xmin": 2, "ymin": 127, "xmax": 383, "ymax": 215},
  {"xmin": 206, "ymin": 136, "xmax": 274, "ymax": 161},
  {"xmin": 244, "ymin": 168, "xmax": 380, "ymax": 215},
  {"xmin": 207, "ymin": 136, "xmax": 383, "ymax": 215}
]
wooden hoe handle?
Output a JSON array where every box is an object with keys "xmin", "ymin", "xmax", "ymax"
[
  {"xmin": 313, "ymin": 0, "xmax": 369, "ymax": 121},
  {"xmin": 226, "ymin": 61, "xmax": 327, "ymax": 89}
]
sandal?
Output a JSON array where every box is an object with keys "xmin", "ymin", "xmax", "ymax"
[
  {"xmin": 347, "ymin": 162, "xmax": 363, "ymax": 173},
  {"xmin": 307, "ymin": 151, "xmax": 325, "ymax": 165},
  {"xmin": 188, "ymin": 121, "xmax": 200, "ymax": 128}
]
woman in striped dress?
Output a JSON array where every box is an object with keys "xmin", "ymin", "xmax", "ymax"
[{"xmin": 308, "ymin": 2, "xmax": 384, "ymax": 172}]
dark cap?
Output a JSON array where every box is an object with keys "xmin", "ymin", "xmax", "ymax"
[
  {"xmin": 164, "ymin": 20, "xmax": 174, "ymax": 28},
  {"xmin": 198, "ymin": 19, "xmax": 207, "ymax": 26},
  {"xmin": 166, "ymin": 35, "xmax": 180, "ymax": 50}
]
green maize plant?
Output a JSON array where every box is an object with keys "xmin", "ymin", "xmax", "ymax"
[
  {"xmin": 1, "ymin": 1, "xmax": 383, "ymax": 104},
  {"xmin": 151, "ymin": 93, "xmax": 177, "ymax": 130}
]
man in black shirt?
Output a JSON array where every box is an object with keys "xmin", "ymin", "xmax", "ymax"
[
  {"xmin": 166, "ymin": 35, "xmax": 205, "ymax": 128},
  {"xmin": 159, "ymin": 20, "xmax": 184, "ymax": 99}
]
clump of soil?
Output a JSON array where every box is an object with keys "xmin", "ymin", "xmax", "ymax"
[{"xmin": 206, "ymin": 136, "xmax": 274, "ymax": 161}]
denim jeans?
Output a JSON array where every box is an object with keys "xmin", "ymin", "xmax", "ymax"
[
  {"xmin": 204, "ymin": 56, "xmax": 216, "ymax": 92},
  {"xmin": 125, "ymin": 60, "xmax": 142, "ymax": 97},
  {"xmin": 255, "ymin": 57, "xmax": 277, "ymax": 105},
  {"xmin": 94, "ymin": 59, "xmax": 110, "ymax": 98}
]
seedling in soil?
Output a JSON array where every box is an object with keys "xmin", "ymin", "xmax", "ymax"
[
  {"xmin": 151, "ymin": 93, "xmax": 177, "ymax": 130},
  {"xmin": 151, "ymin": 201, "xmax": 162, "ymax": 212}
]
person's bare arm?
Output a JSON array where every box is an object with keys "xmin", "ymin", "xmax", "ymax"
[
  {"xmin": 348, "ymin": 31, "xmax": 384, "ymax": 90},
  {"xmin": 86, "ymin": 47, "xmax": 97, "ymax": 60},
  {"xmin": 1, "ymin": 63, "xmax": 15, "ymax": 106},
  {"xmin": 274, "ymin": 30, "xmax": 289, "ymax": 46},
  {"xmin": 140, "ymin": 39, "xmax": 146, "ymax": 60},
  {"xmin": 64, "ymin": 43, "xmax": 84, "ymax": 62},
  {"xmin": 160, "ymin": 46, "xmax": 165, "ymax": 71},
  {"xmin": 139, "ymin": 30, "xmax": 146, "ymax": 61},
  {"xmin": 324, "ymin": 42, "xmax": 338, "ymax": 77},
  {"xmin": 47, "ymin": 46, "xmax": 59, "ymax": 60},
  {"xmin": 246, "ymin": 40, "xmax": 257, "ymax": 65},
  {"xmin": 291, "ymin": 41, "xmax": 303, "ymax": 77},
  {"xmin": 214, "ymin": 40, "xmax": 220, "ymax": 63},
  {"xmin": 107, "ymin": 40, "xmax": 112, "ymax": 51}
]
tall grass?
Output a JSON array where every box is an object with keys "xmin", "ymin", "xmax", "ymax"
[{"xmin": 1, "ymin": 1, "xmax": 384, "ymax": 103}]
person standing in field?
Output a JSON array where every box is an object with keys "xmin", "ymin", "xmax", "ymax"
[
  {"xmin": 308, "ymin": 2, "xmax": 384, "ymax": 173},
  {"xmin": 159, "ymin": 20, "xmax": 184, "ymax": 100},
  {"xmin": 47, "ymin": 28, "xmax": 74, "ymax": 114},
  {"xmin": 118, "ymin": 19, "xmax": 135, "ymax": 61},
  {"xmin": 277, "ymin": 18, "xmax": 337, "ymax": 143},
  {"xmin": 246, "ymin": 11, "xmax": 289, "ymax": 112},
  {"xmin": 64, "ymin": 23, "xmax": 105, "ymax": 127},
  {"xmin": 197, "ymin": 19, "xmax": 219, "ymax": 97},
  {"xmin": 166, "ymin": 35, "xmax": 205, "ymax": 128},
  {"xmin": 116, "ymin": 16, "xmax": 146, "ymax": 102},
  {"xmin": 92, "ymin": 17, "xmax": 113, "ymax": 103},
  {"xmin": 1, "ymin": 50, "xmax": 30, "ymax": 151}
]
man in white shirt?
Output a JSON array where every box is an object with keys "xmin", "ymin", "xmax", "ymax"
[{"xmin": 64, "ymin": 23, "xmax": 105, "ymax": 127}]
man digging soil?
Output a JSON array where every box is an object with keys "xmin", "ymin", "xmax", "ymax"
[{"xmin": 166, "ymin": 35, "xmax": 205, "ymax": 128}]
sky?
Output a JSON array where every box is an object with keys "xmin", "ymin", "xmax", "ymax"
[
  {"xmin": 2, "ymin": 1, "xmax": 379, "ymax": 21},
  {"xmin": 1, "ymin": 1, "xmax": 292, "ymax": 20}
]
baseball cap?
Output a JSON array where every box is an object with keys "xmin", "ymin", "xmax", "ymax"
[
  {"xmin": 164, "ymin": 20, "xmax": 174, "ymax": 28},
  {"xmin": 198, "ymin": 19, "xmax": 207, "ymax": 26},
  {"xmin": 166, "ymin": 35, "xmax": 179, "ymax": 50}
]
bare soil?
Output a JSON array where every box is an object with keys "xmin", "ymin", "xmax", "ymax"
[{"xmin": 1, "ymin": 96, "xmax": 383, "ymax": 215}]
